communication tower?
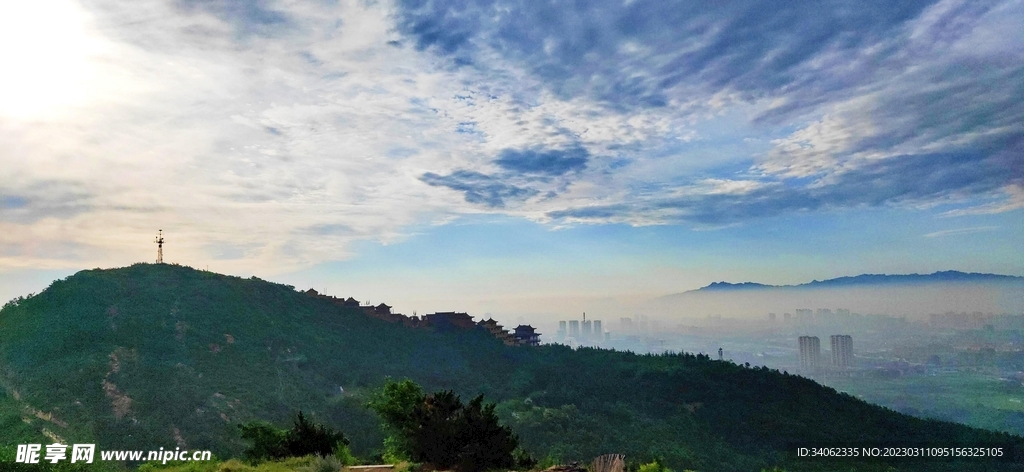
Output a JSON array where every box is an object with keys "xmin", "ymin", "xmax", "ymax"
[{"xmin": 154, "ymin": 229, "xmax": 164, "ymax": 263}]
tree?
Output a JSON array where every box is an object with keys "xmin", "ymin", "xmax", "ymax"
[
  {"xmin": 368, "ymin": 379, "xmax": 523, "ymax": 472},
  {"xmin": 239, "ymin": 421, "xmax": 288, "ymax": 461},
  {"xmin": 452, "ymin": 394, "xmax": 520, "ymax": 472},
  {"xmin": 239, "ymin": 411, "xmax": 348, "ymax": 461},
  {"xmin": 286, "ymin": 411, "xmax": 349, "ymax": 458},
  {"xmin": 366, "ymin": 378, "xmax": 425, "ymax": 460}
]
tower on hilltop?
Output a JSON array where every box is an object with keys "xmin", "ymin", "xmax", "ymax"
[{"xmin": 154, "ymin": 229, "xmax": 165, "ymax": 264}]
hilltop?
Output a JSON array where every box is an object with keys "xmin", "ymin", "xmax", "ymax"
[{"xmin": 1, "ymin": 264, "xmax": 1022, "ymax": 471}]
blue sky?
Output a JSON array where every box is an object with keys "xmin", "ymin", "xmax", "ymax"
[{"xmin": 0, "ymin": 0, "xmax": 1021, "ymax": 320}]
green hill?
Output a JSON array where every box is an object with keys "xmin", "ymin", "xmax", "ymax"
[{"xmin": 1, "ymin": 264, "xmax": 1021, "ymax": 471}]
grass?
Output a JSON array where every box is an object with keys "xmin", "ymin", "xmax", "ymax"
[{"xmin": 138, "ymin": 456, "xmax": 317, "ymax": 472}]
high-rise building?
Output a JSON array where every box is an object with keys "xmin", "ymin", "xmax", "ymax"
[
  {"xmin": 636, "ymin": 314, "xmax": 649, "ymax": 334},
  {"xmin": 795, "ymin": 309, "xmax": 813, "ymax": 324},
  {"xmin": 568, "ymin": 320, "xmax": 580, "ymax": 338},
  {"xmin": 582, "ymin": 320, "xmax": 592, "ymax": 339},
  {"xmin": 798, "ymin": 336, "xmax": 821, "ymax": 372},
  {"xmin": 768, "ymin": 313, "xmax": 777, "ymax": 322},
  {"xmin": 593, "ymin": 320, "xmax": 602, "ymax": 338},
  {"xmin": 831, "ymin": 335, "xmax": 853, "ymax": 368},
  {"xmin": 557, "ymin": 321, "xmax": 567, "ymax": 341}
]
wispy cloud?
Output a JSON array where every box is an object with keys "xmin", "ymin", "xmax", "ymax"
[{"xmin": 924, "ymin": 226, "xmax": 999, "ymax": 238}]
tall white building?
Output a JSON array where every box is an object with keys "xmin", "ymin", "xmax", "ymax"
[
  {"xmin": 831, "ymin": 335, "xmax": 853, "ymax": 368},
  {"xmin": 798, "ymin": 336, "xmax": 821, "ymax": 372}
]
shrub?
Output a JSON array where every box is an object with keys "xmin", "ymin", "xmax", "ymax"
[
  {"xmin": 239, "ymin": 421, "xmax": 289, "ymax": 461},
  {"xmin": 333, "ymin": 443, "xmax": 359, "ymax": 466},
  {"xmin": 285, "ymin": 412, "xmax": 349, "ymax": 458},
  {"xmin": 298, "ymin": 455, "xmax": 341, "ymax": 472},
  {"xmin": 239, "ymin": 412, "xmax": 349, "ymax": 461},
  {"xmin": 368, "ymin": 379, "xmax": 522, "ymax": 472},
  {"xmin": 637, "ymin": 460, "xmax": 672, "ymax": 472}
]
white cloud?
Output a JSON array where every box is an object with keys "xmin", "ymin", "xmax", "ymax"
[
  {"xmin": 943, "ymin": 184, "xmax": 1024, "ymax": 216},
  {"xmin": 924, "ymin": 226, "xmax": 999, "ymax": 238}
]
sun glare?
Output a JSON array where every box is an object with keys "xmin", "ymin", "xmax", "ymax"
[{"xmin": 0, "ymin": 0, "xmax": 98, "ymax": 119}]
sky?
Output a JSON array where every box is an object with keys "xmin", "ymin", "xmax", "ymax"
[{"xmin": 1, "ymin": 0, "xmax": 1022, "ymax": 323}]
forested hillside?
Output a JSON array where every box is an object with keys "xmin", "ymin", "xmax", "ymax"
[{"xmin": 0, "ymin": 264, "xmax": 1020, "ymax": 471}]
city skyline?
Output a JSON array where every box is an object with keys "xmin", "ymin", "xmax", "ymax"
[{"xmin": 2, "ymin": 0, "xmax": 1022, "ymax": 318}]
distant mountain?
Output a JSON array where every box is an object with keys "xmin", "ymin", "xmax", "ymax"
[
  {"xmin": 697, "ymin": 281, "xmax": 772, "ymax": 291},
  {"xmin": 1, "ymin": 264, "xmax": 1021, "ymax": 471},
  {"xmin": 690, "ymin": 270, "xmax": 1024, "ymax": 293}
]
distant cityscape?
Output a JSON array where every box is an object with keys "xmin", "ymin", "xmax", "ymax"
[{"xmin": 539, "ymin": 306, "xmax": 1024, "ymax": 380}]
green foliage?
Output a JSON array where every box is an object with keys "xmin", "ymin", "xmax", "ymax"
[
  {"xmin": 333, "ymin": 443, "xmax": 358, "ymax": 466},
  {"xmin": 238, "ymin": 421, "xmax": 288, "ymax": 461},
  {"xmin": 239, "ymin": 412, "xmax": 347, "ymax": 461},
  {"xmin": 380, "ymin": 435, "xmax": 409, "ymax": 464},
  {"xmin": 535, "ymin": 454, "xmax": 562, "ymax": 469},
  {"xmin": 637, "ymin": 460, "xmax": 672, "ymax": 472},
  {"xmin": 369, "ymin": 380, "xmax": 520, "ymax": 472},
  {"xmin": 138, "ymin": 460, "xmax": 220, "ymax": 472},
  {"xmin": 297, "ymin": 455, "xmax": 341, "ymax": 472},
  {"xmin": 365, "ymin": 378, "xmax": 423, "ymax": 459},
  {"xmin": 512, "ymin": 447, "xmax": 538, "ymax": 470},
  {"xmin": 284, "ymin": 412, "xmax": 348, "ymax": 458},
  {"xmin": 141, "ymin": 457, "xmax": 319, "ymax": 472}
]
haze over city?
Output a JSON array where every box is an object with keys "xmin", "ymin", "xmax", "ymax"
[{"xmin": 1, "ymin": 0, "xmax": 1022, "ymax": 321}]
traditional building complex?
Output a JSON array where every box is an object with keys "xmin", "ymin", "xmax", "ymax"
[
  {"xmin": 302, "ymin": 289, "xmax": 540, "ymax": 346},
  {"xmin": 512, "ymin": 325, "xmax": 541, "ymax": 346},
  {"xmin": 478, "ymin": 318, "xmax": 518, "ymax": 346},
  {"xmin": 424, "ymin": 311, "xmax": 477, "ymax": 330}
]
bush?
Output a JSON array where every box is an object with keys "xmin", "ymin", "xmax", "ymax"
[
  {"xmin": 637, "ymin": 460, "xmax": 673, "ymax": 472},
  {"xmin": 334, "ymin": 443, "xmax": 359, "ymax": 466},
  {"xmin": 285, "ymin": 412, "xmax": 349, "ymax": 458},
  {"xmin": 239, "ymin": 412, "xmax": 349, "ymax": 461},
  {"xmin": 239, "ymin": 421, "xmax": 289, "ymax": 461},
  {"xmin": 299, "ymin": 455, "xmax": 341, "ymax": 472},
  {"xmin": 368, "ymin": 380, "xmax": 522, "ymax": 472}
]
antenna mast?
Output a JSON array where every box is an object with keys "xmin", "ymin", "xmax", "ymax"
[{"xmin": 154, "ymin": 229, "xmax": 164, "ymax": 264}]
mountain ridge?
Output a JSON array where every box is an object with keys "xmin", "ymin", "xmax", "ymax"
[{"xmin": 687, "ymin": 270, "xmax": 1024, "ymax": 294}]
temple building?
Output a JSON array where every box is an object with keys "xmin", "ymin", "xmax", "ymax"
[
  {"xmin": 513, "ymin": 325, "xmax": 541, "ymax": 346},
  {"xmin": 424, "ymin": 311, "xmax": 477, "ymax": 330},
  {"xmin": 478, "ymin": 318, "xmax": 517, "ymax": 346}
]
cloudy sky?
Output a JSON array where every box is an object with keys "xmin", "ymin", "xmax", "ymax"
[{"xmin": 1, "ymin": 0, "xmax": 1022, "ymax": 321}]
